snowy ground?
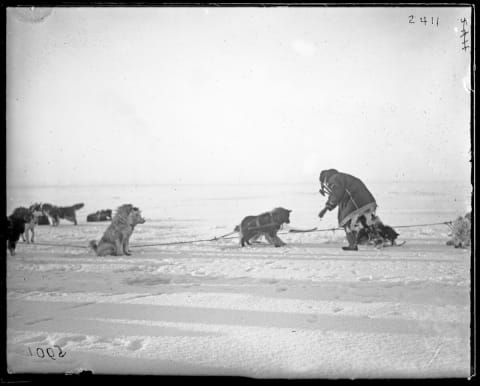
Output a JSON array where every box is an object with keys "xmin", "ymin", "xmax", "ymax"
[{"xmin": 6, "ymin": 221, "xmax": 471, "ymax": 378}]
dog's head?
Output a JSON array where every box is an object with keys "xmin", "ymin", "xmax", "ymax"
[
  {"xmin": 117, "ymin": 204, "xmax": 146, "ymax": 227},
  {"xmin": 29, "ymin": 202, "xmax": 42, "ymax": 212},
  {"xmin": 41, "ymin": 203, "xmax": 53, "ymax": 212},
  {"xmin": 271, "ymin": 207, "xmax": 292, "ymax": 225},
  {"xmin": 28, "ymin": 203, "xmax": 44, "ymax": 221},
  {"xmin": 10, "ymin": 207, "xmax": 36, "ymax": 224},
  {"xmin": 130, "ymin": 207, "xmax": 145, "ymax": 225},
  {"xmin": 377, "ymin": 224, "xmax": 399, "ymax": 241},
  {"xmin": 129, "ymin": 207, "xmax": 146, "ymax": 226}
]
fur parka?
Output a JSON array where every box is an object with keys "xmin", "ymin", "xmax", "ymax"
[{"xmin": 320, "ymin": 170, "xmax": 377, "ymax": 227}]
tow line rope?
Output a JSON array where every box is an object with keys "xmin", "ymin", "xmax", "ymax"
[
  {"xmin": 22, "ymin": 221, "xmax": 454, "ymax": 250},
  {"xmin": 300, "ymin": 220, "xmax": 454, "ymax": 232},
  {"xmin": 25, "ymin": 242, "xmax": 90, "ymax": 249},
  {"xmin": 129, "ymin": 231, "xmax": 238, "ymax": 248}
]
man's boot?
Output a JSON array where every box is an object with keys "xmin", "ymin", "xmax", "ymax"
[{"xmin": 342, "ymin": 231, "xmax": 358, "ymax": 251}]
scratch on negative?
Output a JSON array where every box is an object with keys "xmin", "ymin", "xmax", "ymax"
[
  {"xmin": 463, "ymin": 77, "xmax": 473, "ymax": 93},
  {"xmin": 427, "ymin": 343, "xmax": 443, "ymax": 367}
]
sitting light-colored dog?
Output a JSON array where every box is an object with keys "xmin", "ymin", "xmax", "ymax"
[
  {"xmin": 446, "ymin": 212, "xmax": 471, "ymax": 248},
  {"xmin": 89, "ymin": 204, "xmax": 145, "ymax": 256}
]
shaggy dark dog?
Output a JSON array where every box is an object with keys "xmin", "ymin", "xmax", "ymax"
[
  {"xmin": 238, "ymin": 207, "xmax": 292, "ymax": 247},
  {"xmin": 10, "ymin": 205, "xmax": 43, "ymax": 243},
  {"xmin": 86, "ymin": 209, "xmax": 112, "ymax": 222},
  {"xmin": 6, "ymin": 216, "xmax": 26, "ymax": 256},
  {"xmin": 357, "ymin": 216, "xmax": 399, "ymax": 247},
  {"xmin": 376, "ymin": 224, "xmax": 399, "ymax": 246},
  {"xmin": 41, "ymin": 203, "xmax": 84, "ymax": 226}
]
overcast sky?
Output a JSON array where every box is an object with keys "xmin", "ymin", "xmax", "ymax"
[{"xmin": 7, "ymin": 6, "xmax": 472, "ymax": 186}]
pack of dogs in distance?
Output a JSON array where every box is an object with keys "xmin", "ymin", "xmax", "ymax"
[{"xmin": 6, "ymin": 202, "xmax": 471, "ymax": 257}]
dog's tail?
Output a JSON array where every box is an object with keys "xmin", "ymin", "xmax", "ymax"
[
  {"xmin": 73, "ymin": 203, "xmax": 85, "ymax": 210},
  {"xmin": 89, "ymin": 240, "xmax": 98, "ymax": 252}
]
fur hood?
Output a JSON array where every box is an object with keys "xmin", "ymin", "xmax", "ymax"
[
  {"xmin": 319, "ymin": 169, "xmax": 339, "ymax": 185},
  {"xmin": 319, "ymin": 169, "xmax": 339, "ymax": 196}
]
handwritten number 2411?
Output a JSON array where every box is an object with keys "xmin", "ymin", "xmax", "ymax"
[{"xmin": 409, "ymin": 16, "xmax": 439, "ymax": 26}]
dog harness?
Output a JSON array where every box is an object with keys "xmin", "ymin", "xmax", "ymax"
[{"xmin": 246, "ymin": 212, "xmax": 279, "ymax": 231}]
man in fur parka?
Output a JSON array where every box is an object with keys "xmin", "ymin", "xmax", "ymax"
[{"xmin": 318, "ymin": 169, "xmax": 377, "ymax": 251}]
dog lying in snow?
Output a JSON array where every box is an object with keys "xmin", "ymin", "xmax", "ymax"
[
  {"xmin": 356, "ymin": 215, "xmax": 399, "ymax": 247},
  {"xmin": 86, "ymin": 209, "xmax": 112, "ymax": 222}
]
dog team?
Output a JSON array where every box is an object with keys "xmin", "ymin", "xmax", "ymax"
[{"xmin": 6, "ymin": 169, "xmax": 471, "ymax": 257}]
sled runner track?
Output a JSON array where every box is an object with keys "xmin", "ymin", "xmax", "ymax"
[{"xmin": 20, "ymin": 221, "xmax": 454, "ymax": 250}]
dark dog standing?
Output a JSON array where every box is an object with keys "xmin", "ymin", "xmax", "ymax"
[
  {"xmin": 10, "ymin": 206, "xmax": 42, "ymax": 244},
  {"xmin": 42, "ymin": 203, "xmax": 84, "ymax": 226},
  {"xmin": 6, "ymin": 216, "xmax": 26, "ymax": 256},
  {"xmin": 239, "ymin": 207, "xmax": 292, "ymax": 247}
]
